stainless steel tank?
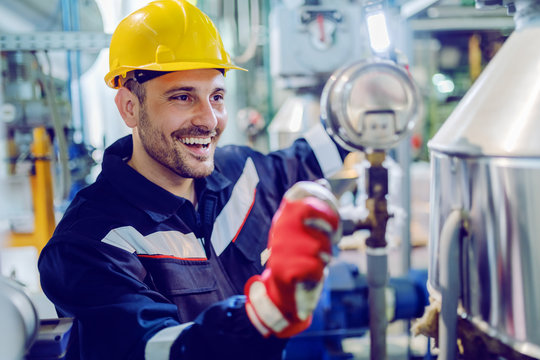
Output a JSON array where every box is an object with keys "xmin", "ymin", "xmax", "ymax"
[{"xmin": 428, "ymin": 1, "xmax": 540, "ymax": 358}]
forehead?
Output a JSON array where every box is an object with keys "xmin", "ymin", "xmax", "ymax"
[{"xmin": 146, "ymin": 69, "xmax": 226, "ymax": 94}]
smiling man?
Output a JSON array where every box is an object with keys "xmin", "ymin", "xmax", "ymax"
[{"xmin": 38, "ymin": 1, "xmax": 347, "ymax": 359}]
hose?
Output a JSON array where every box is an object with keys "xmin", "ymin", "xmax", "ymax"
[{"xmin": 32, "ymin": 51, "xmax": 71, "ymax": 201}]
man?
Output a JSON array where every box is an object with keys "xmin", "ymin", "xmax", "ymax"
[{"xmin": 38, "ymin": 1, "xmax": 347, "ymax": 359}]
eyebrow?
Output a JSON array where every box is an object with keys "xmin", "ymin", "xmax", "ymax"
[
  {"xmin": 163, "ymin": 86, "xmax": 194, "ymax": 96},
  {"xmin": 163, "ymin": 86, "xmax": 226, "ymax": 97}
]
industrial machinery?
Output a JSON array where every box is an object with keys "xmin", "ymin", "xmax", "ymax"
[
  {"xmin": 267, "ymin": 0, "xmax": 416, "ymax": 260},
  {"xmin": 0, "ymin": 275, "xmax": 38, "ymax": 360},
  {"xmin": 0, "ymin": 275, "xmax": 73, "ymax": 360},
  {"xmin": 285, "ymin": 263, "xmax": 429, "ymax": 360},
  {"xmin": 426, "ymin": 0, "xmax": 540, "ymax": 359},
  {"xmin": 0, "ymin": 2, "xmax": 101, "ymax": 355},
  {"xmin": 268, "ymin": 0, "xmax": 371, "ymax": 150},
  {"xmin": 290, "ymin": 58, "xmax": 423, "ymax": 360},
  {"xmin": 0, "ymin": 0, "xmax": 101, "ymax": 252},
  {"xmin": 268, "ymin": 2, "xmax": 429, "ymax": 359}
]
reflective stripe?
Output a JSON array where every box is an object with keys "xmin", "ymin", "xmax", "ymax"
[
  {"xmin": 101, "ymin": 226, "xmax": 206, "ymax": 260},
  {"xmin": 246, "ymin": 302, "xmax": 270, "ymax": 336},
  {"xmin": 145, "ymin": 323, "xmax": 193, "ymax": 360},
  {"xmin": 211, "ymin": 157, "xmax": 259, "ymax": 256},
  {"xmin": 247, "ymin": 281, "xmax": 289, "ymax": 333},
  {"xmin": 304, "ymin": 122, "xmax": 343, "ymax": 178}
]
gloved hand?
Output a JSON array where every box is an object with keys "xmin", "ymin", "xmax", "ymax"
[{"xmin": 245, "ymin": 181, "xmax": 340, "ymax": 338}]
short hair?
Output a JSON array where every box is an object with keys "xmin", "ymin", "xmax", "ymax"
[
  {"xmin": 121, "ymin": 70, "xmax": 170, "ymax": 104},
  {"xmin": 124, "ymin": 78, "xmax": 146, "ymax": 105}
]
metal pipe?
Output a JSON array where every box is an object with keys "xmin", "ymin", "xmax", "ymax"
[
  {"xmin": 367, "ymin": 246, "xmax": 388, "ymax": 360},
  {"xmin": 438, "ymin": 209, "xmax": 465, "ymax": 360},
  {"xmin": 396, "ymin": 137, "xmax": 412, "ymax": 275},
  {"xmin": 364, "ymin": 151, "xmax": 390, "ymax": 360}
]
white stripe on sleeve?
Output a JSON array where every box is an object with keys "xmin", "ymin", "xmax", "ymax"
[
  {"xmin": 304, "ymin": 122, "xmax": 343, "ymax": 178},
  {"xmin": 101, "ymin": 226, "xmax": 206, "ymax": 260},
  {"xmin": 211, "ymin": 157, "xmax": 259, "ymax": 256}
]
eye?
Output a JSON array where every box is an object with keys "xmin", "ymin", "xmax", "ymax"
[
  {"xmin": 212, "ymin": 93, "xmax": 224, "ymax": 103},
  {"xmin": 170, "ymin": 93, "xmax": 191, "ymax": 102}
]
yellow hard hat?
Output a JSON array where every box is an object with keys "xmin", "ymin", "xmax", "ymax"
[{"xmin": 104, "ymin": 0, "xmax": 246, "ymax": 89}]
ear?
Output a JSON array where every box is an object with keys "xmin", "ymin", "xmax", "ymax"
[{"xmin": 114, "ymin": 87, "xmax": 139, "ymax": 128}]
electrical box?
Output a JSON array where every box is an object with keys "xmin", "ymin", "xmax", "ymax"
[{"xmin": 270, "ymin": 2, "xmax": 370, "ymax": 87}]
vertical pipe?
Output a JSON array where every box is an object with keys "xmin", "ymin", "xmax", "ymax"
[
  {"xmin": 439, "ymin": 209, "xmax": 463, "ymax": 360},
  {"xmin": 263, "ymin": 0, "xmax": 275, "ymax": 132},
  {"xmin": 367, "ymin": 247, "xmax": 388, "ymax": 360},
  {"xmin": 61, "ymin": 0, "xmax": 73, "ymax": 106},
  {"xmin": 397, "ymin": 137, "xmax": 411, "ymax": 275},
  {"xmin": 468, "ymin": 33, "xmax": 482, "ymax": 83},
  {"xmin": 61, "ymin": 0, "xmax": 84, "ymax": 142},
  {"xmin": 0, "ymin": 52, "xmax": 6, "ymax": 178},
  {"xmin": 365, "ymin": 151, "xmax": 390, "ymax": 360},
  {"xmin": 71, "ymin": 0, "xmax": 86, "ymax": 142}
]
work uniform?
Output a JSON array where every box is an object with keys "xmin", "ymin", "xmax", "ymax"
[{"xmin": 38, "ymin": 124, "xmax": 346, "ymax": 360}]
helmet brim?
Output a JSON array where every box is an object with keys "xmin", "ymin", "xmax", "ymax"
[{"xmin": 105, "ymin": 62, "xmax": 248, "ymax": 89}]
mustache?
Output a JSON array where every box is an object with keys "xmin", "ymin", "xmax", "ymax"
[{"xmin": 172, "ymin": 126, "xmax": 218, "ymax": 138}]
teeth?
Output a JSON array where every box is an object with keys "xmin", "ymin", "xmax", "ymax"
[{"xmin": 180, "ymin": 137, "xmax": 212, "ymax": 145}]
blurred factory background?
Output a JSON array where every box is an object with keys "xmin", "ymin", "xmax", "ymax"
[{"xmin": 2, "ymin": 0, "xmax": 539, "ymax": 359}]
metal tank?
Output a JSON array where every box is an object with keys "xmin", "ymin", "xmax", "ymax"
[{"xmin": 427, "ymin": 0, "xmax": 540, "ymax": 358}]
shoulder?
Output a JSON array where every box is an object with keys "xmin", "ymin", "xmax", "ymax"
[
  {"xmin": 52, "ymin": 180, "xmax": 142, "ymax": 247},
  {"xmin": 214, "ymin": 145, "xmax": 269, "ymax": 179}
]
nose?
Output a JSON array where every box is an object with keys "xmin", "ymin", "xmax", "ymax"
[{"xmin": 192, "ymin": 99, "xmax": 218, "ymax": 130}]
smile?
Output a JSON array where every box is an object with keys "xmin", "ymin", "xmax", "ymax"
[{"xmin": 179, "ymin": 137, "xmax": 212, "ymax": 146}]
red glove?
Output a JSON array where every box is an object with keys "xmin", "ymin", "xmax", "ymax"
[{"xmin": 245, "ymin": 181, "xmax": 340, "ymax": 338}]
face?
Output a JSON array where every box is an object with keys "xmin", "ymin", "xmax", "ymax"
[{"xmin": 136, "ymin": 69, "xmax": 227, "ymax": 179}]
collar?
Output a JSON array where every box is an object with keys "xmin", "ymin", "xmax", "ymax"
[{"xmin": 101, "ymin": 135, "xmax": 231, "ymax": 222}]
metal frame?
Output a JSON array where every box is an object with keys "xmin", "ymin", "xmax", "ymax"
[{"xmin": 0, "ymin": 32, "xmax": 111, "ymax": 51}]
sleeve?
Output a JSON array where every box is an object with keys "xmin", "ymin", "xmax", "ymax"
[
  {"xmin": 301, "ymin": 122, "xmax": 349, "ymax": 179},
  {"xmin": 264, "ymin": 122, "xmax": 349, "ymax": 194},
  {"xmin": 38, "ymin": 235, "xmax": 287, "ymax": 360}
]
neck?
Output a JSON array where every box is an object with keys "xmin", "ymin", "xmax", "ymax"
[{"xmin": 128, "ymin": 149, "xmax": 197, "ymax": 205}]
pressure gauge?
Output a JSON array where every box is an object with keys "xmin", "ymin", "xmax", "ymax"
[{"xmin": 321, "ymin": 59, "xmax": 422, "ymax": 151}]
